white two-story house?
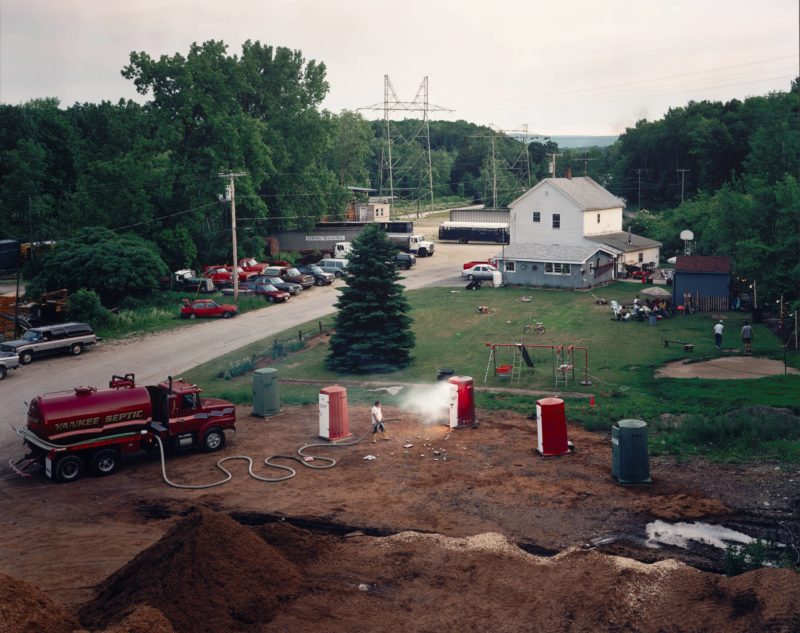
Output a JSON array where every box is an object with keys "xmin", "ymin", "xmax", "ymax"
[{"xmin": 496, "ymin": 176, "xmax": 661, "ymax": 289}]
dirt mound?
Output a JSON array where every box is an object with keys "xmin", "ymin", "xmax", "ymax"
[
  {"xmin": 253, "ymin": 520, "xmax": 333, "ymax": 565},
  {"xmin": 78, "ymin": 507, "xmax": 302, "ymax": 632},
  {"xmin": 100, "ymin": 605, "xmax": 175, "ymax": 633},
  {"xmin": 0, "ymin": 571, "xmax": 81, "ymax": 633},
  {"xmin": 265, "ymin": 531, "xmax": 800, "ymax": 633}
]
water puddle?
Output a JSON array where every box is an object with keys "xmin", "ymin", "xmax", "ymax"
[{"xmin": 645, "ymin": 520, "xmax": 754, "ymax": 550}]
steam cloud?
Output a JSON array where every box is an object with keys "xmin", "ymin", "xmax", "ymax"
[{"xmin": 398, "ymin": 381, "xmax": 452, "ymax": 425}]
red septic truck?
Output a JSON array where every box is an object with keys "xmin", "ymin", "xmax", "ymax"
[{"xmin": 13, "ymin": 374, "xmax": 236, "ymax": 483}]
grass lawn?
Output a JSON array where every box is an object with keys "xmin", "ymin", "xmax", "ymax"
[{"xmin": 183, "ymin": 281, "xmax": 800, "ymax": 462}]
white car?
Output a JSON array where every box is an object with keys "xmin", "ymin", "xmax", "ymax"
[{"xmin": 461, "ymin": 264, "xmax": 498, "ymax": 280}]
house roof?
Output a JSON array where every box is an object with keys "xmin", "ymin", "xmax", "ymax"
[
  {"xmin": 500, "ymin": 241, "xmax": 615, "ymax": 264},
  {"xmin": 675, "ymin": 255, "xmax": 731, "ymax": 273},
  {"xmin": 585, "ymin": 231, "xmax": 662, "ymax": 253},
  {"xmin": 509, "ymin": 176, "xmax": 625, "ymax": 211}
]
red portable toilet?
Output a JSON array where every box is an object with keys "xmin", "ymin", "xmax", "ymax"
[
  {"xmin": 319, "ymin": 386, "xmax": 351, "ymax": 441},
  {"xmin": 448, "ymin": 376, "xmax": 476, "ymax": 429},
  {"xmin": 536, "ymin": 397, "xmax": 571, "ymax": 457}
]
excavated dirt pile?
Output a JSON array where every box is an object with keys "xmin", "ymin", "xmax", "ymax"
[
  {"xmin": 78, "ymin": 508, "xmax": 301, "ymax": 632},
  {"xmin": 0, "ymin": 572, "xmax": 82, "ymax": 633}
]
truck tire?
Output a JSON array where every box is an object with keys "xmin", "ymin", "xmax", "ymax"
[
  {"xmin": 418, "ymin": 248, "xmax": 428, "ymax": 257},
  {"xmin": 459, "ymin": 238, "xmax": 468, "ymax": 244},
  {"xmin": 315, "ymin": 278, "xmax": 325, "ymax": 286},
  {"xmin": 0, "ymin": 366, "xmax": 6, "ymax": 380},
  {"xmin": 19, "ymin": 350, "xmax": 33, "ymax": 365},
  {"xmin": 201, "ymin": 428, "xmax": 226, "ymax": 452},
  {"xmin": 91, "ymin": 448, "xmax": 119, "ymax": 476},
  {"xmin": 55, "ymin": 455, "xmax": 84, "ymax": 483},
  {"xmin": 334, "ymin": 271, "xmax": 343, "ymax": 278},
  {"xmin": 70, "ymin": 343, "xmax": 83, "ymax": 356}
]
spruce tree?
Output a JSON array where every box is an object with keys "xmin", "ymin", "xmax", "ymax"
[{"xmin": 325, "ymin": 224, "xmax": 415, "ymax": 373}]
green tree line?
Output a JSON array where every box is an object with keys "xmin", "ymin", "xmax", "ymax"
[{"xmin": 0, "ymin": 39, "xmax": 797, "ymax": 306}]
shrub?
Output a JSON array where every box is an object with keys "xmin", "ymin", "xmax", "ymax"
[{"xmin": 66, "ymin": 288, "xmax": 111, "ymax": 326}]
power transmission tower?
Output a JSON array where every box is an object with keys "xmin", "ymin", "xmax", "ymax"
[
  {"xmin": 677, "ymin": 168, "xmax": 689, "ymax": 203},
  {"xmin": 219, "ymin": 171, "xmax": 247, "ymax": 301},
  {"xmin": 359, "ymin": 76, "xmax": 452, "ymax": 216}
]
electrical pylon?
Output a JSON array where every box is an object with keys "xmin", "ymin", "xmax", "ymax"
[{"xmin": 359, "ymin": 76, "xmax": 452, "ymax": 216}]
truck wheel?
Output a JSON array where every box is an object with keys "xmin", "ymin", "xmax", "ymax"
[
  {"xmin": 315, "ymin": 278, "xmax": 325, "ymax": 286},
  {"xmin": 70, "ymin": 343, "xmax": 82, "ymax": 356},
  {"xmin": 459, "ymin": 239, "xmax": 468, "ymax": 244},
  {"xmin": 467, "ymin": 274, "xmax": 475, "ymax": 280},
  {"xmin": 222, "ymin": 311, "xmax": 233, "ymax": 319},
  {"xmin": 334, "ymin": 271, "xmax": 343, "ymax": 278},
  {"xmin": 201, "ymin": 428, "xmax": 226, "ymax": 452},
  {"xmin": 418, "ymin": 248, "xmax": 427, "ymax": 257},
  {"xmin": 19, "ymin": 351, "xmax": 33, "ymax": 365},
  {"xmin": 55, "ymin": 455, "xmax": 84, "ymax": 483},
  {"xmin": 0, "ymin": 367, "xmax": 5, "ymax": 380},
  {"xmin": 91, "ymin": 448, "xmax": 119, "ymax": 476}
]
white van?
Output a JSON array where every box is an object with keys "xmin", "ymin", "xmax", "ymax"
[{"xmin": 315, "ymin": 258, "xmax": 349, "ymax": 278}]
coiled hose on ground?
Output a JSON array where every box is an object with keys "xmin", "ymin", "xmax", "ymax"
[{"xmin": 155, "ymin": 431, "xmax": 371, "ymax": 490}]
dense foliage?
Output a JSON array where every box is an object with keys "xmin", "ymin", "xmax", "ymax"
[
  {"xmin": 326, "ymin": 224, "xmax": 415, "ymax": 373},
  {"xmin": 0, "ymin": 39, "xmax": 796, "ymax": 305}
]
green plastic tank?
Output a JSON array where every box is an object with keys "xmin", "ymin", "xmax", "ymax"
[{"xmin": 611, "ymin": 419, "xmax": 651, "ymax": 484}]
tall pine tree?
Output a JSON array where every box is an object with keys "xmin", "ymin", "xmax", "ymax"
[{"xmin": 326, "ymin": 224, "xmax": 415, "ymax": 373}]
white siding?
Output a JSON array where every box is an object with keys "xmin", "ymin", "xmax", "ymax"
[
  {"xmin": 583, "ymin": 208, "xmax": 624, "ymax": 235},
  {"xmin": 510, "ymin": 182, "xmax": 584, "ymax": 244}
]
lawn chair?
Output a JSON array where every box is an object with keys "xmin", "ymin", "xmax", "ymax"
[{"xmin": 610, "ymin": 300, "xmax": 622, "ymax": 320}]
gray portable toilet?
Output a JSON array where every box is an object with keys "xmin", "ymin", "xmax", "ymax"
[
  {"xmin": 611, "ymin": 419, "xmax": 651, "ymax": 484},
  {"xmin": 252, "ymin": 368, "xmax": 280, "ymax": 417}
]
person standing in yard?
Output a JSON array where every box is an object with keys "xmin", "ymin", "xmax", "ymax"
[
  {"xmin": 371, "ymin": 400, "xmax": 388, "ymax": 443},
  {"xmin": 714, "ymin": 320, "xmax": 724, "ymax": 351},
  {"xmin": 741, "ymin": 321, "xmax": 753, "ymax": 354}
]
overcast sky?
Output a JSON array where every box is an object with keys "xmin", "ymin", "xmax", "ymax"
[{"xmin": 1, "ymin": 0, "xmax": 797, "ymax": 135}]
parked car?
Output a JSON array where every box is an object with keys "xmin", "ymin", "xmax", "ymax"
[
  {"xmin": 461, "ymin": 263, "xmax": 498, "ymax": 281},
  {"xmin": 180, "ymin": 299, "xmax": 238, "ymax": 319},
  {"xmin": 315, "ymin": 258, "xmax": 349, "ymax": 278},
  {"xmin": 395, "ymin": 252, "xmax": 416, "ymax": 270},
  {"xmin": 262, "ymin": 266, "xmax": 314, "ymax": 289},
  {"xmin": 250, "ymin": 275, "xmax": 303, "ymax": 295},
  {"xmin": 0, "ymin": 351, "xmax": 20, "ymax": 379},
  {"xmin": 296, "ymin": 264, "xmax": 335, "ymax": 286},
  {"xmin": 249, "ymin": 282, "xmax": 291, "ymax": 303},
  {"xmin": 0, "ymin": 322, "xmax": 97, "ymax": 365},
  {"xmin": 202, "ymin": 265, "xmax": 256, "ymax": 288}
]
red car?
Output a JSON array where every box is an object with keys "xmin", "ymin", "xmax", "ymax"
[
  {"xmin": 249, "ymin": 282, "xmax": 291, "ymax": 303},
  {"xmin": 202, "ymin": 265, "xmax": 255, "ymax": 288},
  {"xmin": 180, "ymin": 299, "xmax": 238, "ymax": 319}
]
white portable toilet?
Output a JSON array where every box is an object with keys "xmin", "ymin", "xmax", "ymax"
[{"xmin": 492, "ymin": 270, "xmax": 503, "ymax": 287}]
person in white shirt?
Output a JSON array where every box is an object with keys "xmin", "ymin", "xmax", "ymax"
[
  {"xmin": 714, "ymin": 320, "xmax": 724, "ymax": 351},
  {"xmin": 370, "ymin": 400, "xmax": 388, "ymax": 443}
]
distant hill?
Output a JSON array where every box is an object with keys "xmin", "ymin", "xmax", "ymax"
[{"xmin": 549, "ymin": 135, "xmax": 618, "ymax": 148}]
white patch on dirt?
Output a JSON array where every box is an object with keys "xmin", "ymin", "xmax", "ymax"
[{"xmin": 645, "ymin": 520, "xmax": 754, "ymax": 550}]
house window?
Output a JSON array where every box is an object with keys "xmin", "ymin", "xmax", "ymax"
[
  {"xmin": 544, "ymin": 262, "xmax": 571, "ymax": 275},
  {"xmin": 552, "ymin": 214, "xmax": 560, "ymax": 229},
  {"xmin": 505, "ymin": 261, "xmax": 516, "ymax": 272},
  {"xmin": 597, "ymin": 213, "xmax": 601, "ymax": 223},
  {"xmin": 638, "ymin": 252, "xmax": 644, "ymax": 262},
  {"xmin": 532, "ymin": 212, "xmax": 541, "ymax": 223}
]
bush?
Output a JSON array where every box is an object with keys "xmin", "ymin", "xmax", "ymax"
[{"xmin": 66, "ymin": 288, "xmax": 111, "ymax": 326}]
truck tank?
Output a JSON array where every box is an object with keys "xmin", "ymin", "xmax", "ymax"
[{"xmin": 26, "ymin": 380, "xmax": 153, "ymax": 445}]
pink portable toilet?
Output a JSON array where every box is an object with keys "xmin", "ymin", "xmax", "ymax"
[
  {"xmin": 319, "ymin": 386, "xmax": 351, "ymax": 441},
  {"xmin": 535, "ymin": 397, "xmax": 571, "ymax": 457},
  {"xmin": 448, "ymin": 376, "xmax": 476, "ymax": 429}
]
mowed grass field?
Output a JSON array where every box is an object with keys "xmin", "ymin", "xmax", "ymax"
[{"xmin": 185, "ymin": 281, "xmax": 800, "ymax": 461}]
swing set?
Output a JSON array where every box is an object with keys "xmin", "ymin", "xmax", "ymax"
[{"xmin": 484, "ymin": 342, "xmax": 592, "ymax": 387}]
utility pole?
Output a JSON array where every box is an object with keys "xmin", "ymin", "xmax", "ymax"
[
  {"xmin": 491, "ymin": 133, "xmax": 497, "ymax": 208},
  {"xmin": 677, "ymin": 168, "xmax": 689, "ymax": 203},
  {"xmin": 635, "ymin": 169, "xmax": 644, "ymax": 209},
  {"xmin": 547, "ymin": 153, "xmax": 562, "ymax": 178},
  {"xmin": 219, "ymin": 171, "xmax": 247, "ymax": 301}
]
